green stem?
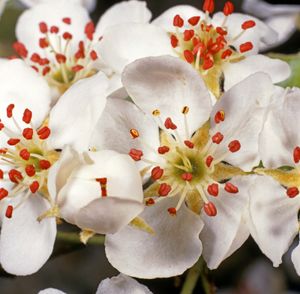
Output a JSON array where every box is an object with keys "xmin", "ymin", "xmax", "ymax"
[
  {"xmin": 56, "ymin": 231, "xmax": 105, "ymax": 245},
  {"xmin": 180, "ymin": 259, "xmax": 202, "ymax": 294}
]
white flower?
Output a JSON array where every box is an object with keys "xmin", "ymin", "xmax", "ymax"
[
  {"xmin": 98, "ymin": 0, "xmax": 290, "ymax": 99},
  {"xmin": 90, "ymin": 55, "xmax": 276, "ymax": 277},
  {"xmin": 243, "ymin": 0, "xmax": 300, "ymax": 50},
  {"xmin": 39, "ymin": 273, "xmax": 153, "ymax": 294},
  {"xmin": 245, "ymin": 87, "xmax": 300, "ymax": 275},
  {"xmin": 13, "ymin": 0, "xmax": 156, "ymax": 99},
  {"xmin": 0, "ymin": 59, "xmax": 109, "ymax": 275}
]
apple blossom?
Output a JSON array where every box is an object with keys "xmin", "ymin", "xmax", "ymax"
[{"xmin": 90, "ymin": 55, "xmax": 276, "ymax": 277}]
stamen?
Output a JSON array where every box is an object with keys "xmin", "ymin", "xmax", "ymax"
[
  {"xmin": 5, "ymin": 205, "xmax": 13, "ymax": 218},
  {"xmin": 25, "ymin": 165, "xmax": 36, "ymax": 177},
  {"xmin": 30, "ymin": 181, "xmax": 39, "ymax": 193},
  {"xmin": 171, "ymin": 35, "xmax": 179, "ymax": 48},
  {"xmin": 188, "ymin": 16, "xmax": 200, "ymax": 26},
  {"xmin": 203, "ymin": 202, "xmax": 217, "ymax": 216},
  {"xmin": 7, "ymin": 138, "xmax": 20, "ymax": 146},
  {"xmin": 223, "ymin": 1, "xmax": 234, "ymax": 16},
  {"xmin": 0, "ymin": 188, "xmax": 8, "ymax": 200},
  {"xmin": 62, "ymin": 17, "xmax": 71, "ymax": 25},
  {"xmin": 228, "ymin": 140, "xmax": 241, "ymax": 152},
  {"xmin": 224, "ymin": 182, "xmax": 239, "ymax": 194},
  {"xmin": 214, "ymin": 110, "xmax": 225, "ymax": 123},
  {"xmin": 240, "ymin": 42, "xmax": 253, "ymax": 53},
  {"xmin": 151, "ymin": 166, "xmax": 164, "ymax": 180},
  {"xmin": 22, "ymin": 109, "xmax": 32, "ymax": 124},
  {"xmin": 184, "ymin": 140, "xmax": 194, "ymax": 149},
  {"xmin": 23, "ymin": 128, "xmax": 33, "ymax": 140},
  {"xmin": 96, "ymin": 177, "xmax": 107, "ymax": 197},
  {"xmin": 158, "ymin": 146, "xmax": 170, "ymax": 154},
  {"xmin": 203, "ymin": 0, "xmax": 215, "ymax": 13},
  {"xmin": 293, "ymin": 146, "xmax": 300, "ymax": 163},
  {"xmin": 129, "ymin": 148, "xmax": 143, "ymax": 161},
  {"xmin": 207, "ymin": 183, "xmax": 219, "ymax": 196},
  {"xmin": 181, "ymin": 173, "xmax": 193, "ymax": 181},
  {"xmin": 158, "ymin": 183, "xmax": 172, "ymax": 196},
  {"xmin": 146, "ymin": 198, "xmax": 155, "ymax": 206},
  {"xmin": 167, "ymin": 207, "xmax": 177, "ymax": 216},
  {"xmin": 85, "ymin": 21, "xmax": 95, "ymax": 41},
  {"xmin": 37, "ymin": 126, "xmax": 51, "ymax": 140},
  {"xmin": 184, "ymin": 50, "xmax": 194, "ymax": 64},
  {"xmin": 286, "ymin": 187, "xmax": 299, "ymax": 198},
  {"xmin": 6, "ymin": 104, "xmax": 14, "ymax": 118},
  {"xmin": 19, "ymin": 149, "xmax": 30, "ymax": 160},
  {"xmin": 8, "ymin": 169, "xmax": 23, "ymax": 183},
  {"xmin": 164, "ymin": 118, "xmax": 177, "ymax": 130},
  {"xmin": 212, "ymin": 132, "xmax": 224, "ymax": 144},
  {"xmin": 39, "ymin": 22, "xmax": 48, "ymax": 34},
  {"xmin": 242, "ymin": 20, "xmax": 256, "ymax": 30},
  {"xmin": 205, "ymin": 155, "xmax": 213, "ymax": 168},
  {"xmin": 130, "ymin": 129, "xmax": 139, "ymax": 139},
  {"xmin": 173, "ymin": 15, "xmax": 184, "ymax": 28},
  {"xmin": 39, "ymin": 160, "xmax": 51, "ymax": 170}
]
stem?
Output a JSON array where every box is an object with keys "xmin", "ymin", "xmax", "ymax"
[
  {"xmin": 180, "ymin": 259, "xmax": 202, "ymax": 294},
  {"xmin": 56, "ymin": 231, "xmax": 105, "ymax": 245}
]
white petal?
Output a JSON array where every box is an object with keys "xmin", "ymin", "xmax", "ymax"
[
  {"xmin": 0, "ymin": 196, "xmax": 56, "ymax": 275},
  {"xmin": 223, "ymin": 55, "xmax": 291, "ymax": 91},
  {"xmin": 212, "ymin": 12, "xmax": 278, "ymax": 53},
  {"xmin": 200, "ymin": 176, "xmax": 250, "ymax": 269},
  {"xmin": 39, "ymin": 289, "xmax": 66, "ymax": 294},
  {"xmin": 122, "ymin": 55, "xmax": 212, "ymax": 138},
  {"xmin": 210, "ymin": 73, "xmax": 274, "ymax": 170},
  {"xmin": 259, "ymin": 87, "xmax": 300, "ymax": 168},
  {"xmin": 248, "ymin": 176, "xmax": 300, "ymax": 267},
  {"xmin": 0, "ymin": 59, "xmax": 51, "ymax": 130},
  {"xmin": 292, "ymin": 241, "xmax": 300, "ymax": 276},
  {"xmin": 48, "ymin": 72, "xmax": 109, "ymax": 151},
  {"xmin": 96, "ymin": 274, "xmax": 152, "ymax": 294},
  {"xmin": 105, "ymin": 197, "xmax": 203, "ymax": 279},
  {"xmin": 96, "ymin": 23, "xmax": 175, "ymax": 75},
  {"xmin": 90, "ymin": 98, "xmax": 161, "ymax": 171},
  {"xmin": 152, "ymin": 5, "xmax": 205, "ymax": 32},
  {"xmin": 58, "ymin": 150, "xmax": 144, "ymax": 232},
  {"xmin": 96, "ymin": 1, "xmax": 152, "ymax": 37},
  {"xmin": 16, "ymin": 0, "xmax": 90, "ymax": 55}
]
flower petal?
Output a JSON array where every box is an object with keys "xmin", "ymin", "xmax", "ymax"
[
  {"xmin": 48, "ymin": 72, "xmax": 109, "ymax": 151},
  {"xmin": 0, "ymin": 195, "xmax": 56, "ymax": 275},
  {"xmin": 38, "ymin": 289, "xmax": 66, "ymax": 294},
  {"xmin": 96, "ymin": 274, "xmax": 152, "ymax": 294},
  {"xmin": 96, "ymin": 23, "xmax": 175, "ymax": 75},
  {"xmin": 96, "ymin": 0, "xmax": 152, "ymax": 37},
  {"xmin": 200, "ymin": 176, "xmax": 250, "ymax": 269},
  {"xmin": 292, "ymin": 241, "xmax": 300, "ymax": 276},
  {"xmin": 122, "ymin": 55, "xmax": 212, "ymax": 138},
  {"xmin": 248, "ymin": 175, "xmax": 300, "ymax": 267},
  {"xmin": 223, "ymin": 55, "xmax": 290, "ymax": 91},
  {"xmin": 210, "ymin": 72, "xmax": 274, "ymax": 170},
  {"xmin": 105, "ymin": 197, "xmax": 203, "ymax": 279}
]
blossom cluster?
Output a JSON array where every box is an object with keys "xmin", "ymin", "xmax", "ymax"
[{"xmin": 0, "ymin": 0, "xmax": 299, "ymax": 292}]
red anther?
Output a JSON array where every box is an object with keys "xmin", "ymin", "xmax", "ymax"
[
  {"xmin": 0, "ymin": 188, "xmax": 8, "ymax": 200},
  {"xmin": 23, "ymin": 128, "xmax": 33, "ymax": 140},
  {"xmin": 96, "ymin": 177, "xmax": 107, "ymax": 185},
  {"xmin": 204, "ymin": 202, "xmax": 217, "ymax": 216},
  {"xmin": 216, "ymin": 27, "xmax": 227, "ymax": 36},
  {"xmin": 182, "ymin": 172, "xmax": 193, "ymax": 181},
  {"xmin": 242, "ymin": 20, "xmax": 256, "ymax": 30},
  {"xmin": 0, "ymin": 169, "xmax": 3, "ymax": 179},
  {"xmin": 39, "ymin": 160, "xmax": 51, "ymax": 170},
  {"xmin": 25, "ymin": 165, "xmax": 36, "ymax": 177},
  {"xmin": 90, "ymin": 50, "xmax": 98, "ymax": 60},
  {"xmin": 13, "ymin": 42, "xmax": 28, "ymax": 58},
  {"xmin": 42, "ymin": 66, "xmax": 51, "ymax": 76},
  {"xmin": 0, "ymin": 148, "xmax": 7, "ymax": 154},
  {"xmin": 129, "ymin": 148, "xmax": 143, "ymax": 161},
  {"xmin": 164, "ymin": 117, "xmax": 177, "ymax": 130},
  {"xmin": 240, "ymin": 42, "xmax": 253, "ymax": 53},
  {"xmin": 31, "ymin": 66, "xmax": 38, "ymax": 72},
  {"xmin": 39, "ymin": 38, "xmax": 49, "ymax": 48},
  {"xmin": 30, "ymin": 53, "xmax": 41, "ymax": 63},
  {"xmin": 287, "ymin": 187, "xmax": 299, "ymax": 198},
  {"xmin": 212, "ymin": 132, "xmax": 224, "ymax": 144},
  {"xmin": 96, "ymin": 177, "xmax": 108, "ymax": 197},
  {"xmin": 293, "ymin": 147, "xmax": 300, "ymax": 163},
  {"xmin": 225, "ymin": 182, "xmax": 239, "ymax": 194},
  {"xmin": 5, "ymin": 205, "xmax": 13, "ymax": 219},
  {"xmin": 223, "ymin": 1, "xmax": 234, "ymax": 16},
  {"xmin": 207, "ymin": 183, "xmax": 219, "ymax": 197},
  {"xmin": 85, "ymin": 21, "xmax": 95, "ymax": 41},
  {"xmin": 203, "ymin": 0, "xmax": 215, "ymax": 13},
  {"xmin": 158, "ymin": 146, "xmax": 170, "ymax": 154},
  {"xmin": 188, "ymin": 16, "xmax": 200, "ymax": 26},
  {"xmin": 170, "ymin": 35, "xmax": 178, "ymax": 48},
  {"xmin": 184, "ymin": 140, "xmax": 194, "ymax": 149},
  {"xmin": 202, "ymin": 57, "xmax": 214, "ymax": 70},
  {"xmin": 228, "ymin": 140, "xmax": 241, "ymax": 152},
  {"xmin": 30, "ymin": 181, "xmax": 40, "ymax": 193},
  {"xmin": 173, "ymin": 14, "xmax": 184, "ymax": 27},
  {"xmin": 221, "ymin": 49, "xmax": 232, "ymax": 59},
  {"xmin": 62, "ymin": 17, "xmax": 71, "ymax": 24},
  {"xmin": 50, "ymin": 26, "xmax": 59, "ymax": 34},
  {"xmin": 6, "ymin": 104, "xmax": 14, "ymax": 118},
  {"xmin": 63, "ymin": 32, "xmax": 73, "ymax": 40},
  {"xmin": 146, "ymin": 198, "xmax": 155, "ymax": 206},
  {"xmin": 8, "ymin": 169, "xmax": 23, "ymax": 183},
  {"xmin": 206, "ymin": 155, "xmax": 214, "ymax": 167},
  {"xmin": 75, "ymin": 41, "xmax": 85, "ymax": 59},
  {"xmin": 39, "ymin": 22, "xmax": 48, "ymax": 33},
  {"xmin": 159, "ymin": 183, "xmax": 172, "ymax": 196},
  {"xmin": 214, "ymin": 110, "xmax": 225, "ymax": 123},
  {"xmin": 39, "ymin": 58, "xmax": 50, "ymax": 66},
  {"xmin": 55, "ymin": 53, "xmax": 67, "ymax": 64},
  {"xmin": 151, "ymin": 166, "xmax": 164, "ymax": 180},
  {"xmin": 184, "ymin": 50, "xmax": 194, "ymax": 64},
  {"xmin": 7, "ymin": 138, "xmax": 20, "ymax": 146},
  {"xmin": 19, "ymin": 148, "xmax": 30, "ymax": 160},
  {"xmin": 168, "ymin": 207, "xmax": 177, "ymax": 215},
  {"xmin": 22, "ymin": 108, "xmax": 32, "ymax": 124},
  {"xmin": 0, "ymin": 122, "xmax": 4, "ymax": 130},
  {"xmin": 72, "ymin": 65, "xmax": 84, "ymax": 72},
  {"xmin": 129, "ymin": 128, "xmax": 139, "ymax": 139},
  {"xmin": 184, "ymin": 29, "xmax": 195, "ymax": 41}
]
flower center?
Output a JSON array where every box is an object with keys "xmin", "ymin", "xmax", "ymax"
[
  {"xmin": 129, "ymin": 107, "xmax": 242, "ymax": 217},
  {"xmin": 0, "ymin": 104, "xmax": 59, "ymax": 218},
  {"xmin": 170, "ymin": 0, "xmax": 256, "ymax": 97},
  {"xmin": 13, "ymin": 18, "xmax": 98, "ymax": 95}
]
